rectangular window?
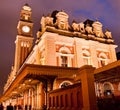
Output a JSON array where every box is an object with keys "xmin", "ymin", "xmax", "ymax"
[
  {"xmin": 101, "ymin": 60, "xmax": 105, "ymax": 66},
  {"xmin": 61, "ymin": 56, "xmax": 68, "ymax": 67},
  {"xmin": 83, "ymin": 58, "xmax": 88, "ymax": 65}
]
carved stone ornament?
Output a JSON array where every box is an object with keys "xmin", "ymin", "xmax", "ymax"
[
  {"xmin": 85, "ymin": 24, "xmax": 93, "ymax": 34},
  {"xmin": 105, "ymin": 30, "xmax": 112, "ymax": 39},
  {"xmin": 79, "ymin": 22, "xmax": 85, "ymax": 33},
  {"xmin": 72, "ymin": 22, "xmax": 79, "ymax": 31}
]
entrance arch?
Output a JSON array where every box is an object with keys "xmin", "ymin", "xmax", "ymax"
[
  {"xmin": 103, "ymin": 82, "xmax": 114, "ymax": 96},
  {"xmin": 59, "ymin": 80, "xmax": 73, "ymax": 88}
]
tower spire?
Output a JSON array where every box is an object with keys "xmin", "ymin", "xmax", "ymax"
[
  {"xmin": 14, "ymin": 4, "xmax": 34, "ymax": 73},
  {"xmin": 20, "ymin": 3, "xmax": 32, "ymax": 22}
]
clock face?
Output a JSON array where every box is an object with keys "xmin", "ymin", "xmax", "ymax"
[{"xmin": 22, "ymin": 25, "xmax": 30, "ymax": 33}]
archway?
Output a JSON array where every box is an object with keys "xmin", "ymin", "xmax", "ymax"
[
  {"xmin": 103, "ymin": 82, "xmax": 114, "ymax": 96},
  {"xmin": 59, "ymin": 81, "xmax": 73, "ymax": 88}
]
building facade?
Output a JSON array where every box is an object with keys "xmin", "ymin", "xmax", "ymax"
[{"xmin": 0, "ymin": 4, "xmax": 120, "ymax": 110}]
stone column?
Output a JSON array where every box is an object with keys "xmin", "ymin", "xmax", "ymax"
[
  {"xmin": 37, "ymin": 82, "xmax": 45, "ymax": 110},
  {"xmin": 28, "ymin": 89, "xmax": 32, "ymax": 110},
  {"xmin": 47, "ymin": 80, "xmax": 53, "ymax": 109},
  {"xmin": 34, "ymin": 87, "xmax": 37, "ymax": 110},
  {"xmin": 76, "ymin": 65, "xmax": 98, "ymax": 110},
  {"xmin": 36, "ymin": 83, "xmax": 40, "ymax": 109},
  {"xmin": 23, "ymin": 93, "xmax": 25, "ymax": 110},
  {"xmin": 23, "ymin": 91, "xmax": 28, "ymax": 110},
  {"xmin": 31, "ymin": 88, "xmax": 34, "ymax": 110}
]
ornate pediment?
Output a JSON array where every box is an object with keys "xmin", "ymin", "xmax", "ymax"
[{"xmin": 39, "ymin": 10, "xmax": 114, "ymax": 44}]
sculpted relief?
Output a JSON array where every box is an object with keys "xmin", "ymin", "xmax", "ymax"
[
  {"xmin": 92, "ymin": 21, "xmax": 104, "ymax": 38},
  {"xmin": 72, "ymin": 21, "xmax": 79, "ymax": 31},
  {"xmin": 40, "ymin": 11, "xmax": 113, "ymax": 40},
  {"xmin": 55, "ymin": 11, "xmax": 69, "ymax": 30},
  {"xmin": 41, "ymin": 15, "xmax": 53, "ymax": 28},
  {"xmin": 105, "ymin": 29, "xmax": 112, "ymax": 39},
  {"xmin": 85, "ymin": 24, "xmax": 93, "ymax": 34}
]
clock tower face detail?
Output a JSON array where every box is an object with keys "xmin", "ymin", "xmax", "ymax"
[
  {"xmin": 14, "ymin": 4, "xmax": 34, "ymax": 72},
  {"xmin": 22, "ymin": 25, "xmax": 30, "ymax": 33},
  {"xmin": 17, "ymin": 4, "xmax": 33, "ymax": 37}
]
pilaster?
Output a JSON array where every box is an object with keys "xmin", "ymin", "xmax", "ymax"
[
  {"xmin": 109, "ymin": 44, "xmax": 117, "ymax": 62},
  {"xmin": 89, "ymin": 41, "xmax": 98, "ymax": 68},
  {"xmin": 45, "ymin": 35, "xmax": 56, "ymax": 66},
  {"xmin": 36, "ymin": 82, "xmax": 45, "ymax": 110},
  {"xmin": 76, "ymin": 65, "xmax": 98, "ymax": 110},
  {"xmin": 74, "ymin": 38, "xmax": 84, "ymax": 67}
]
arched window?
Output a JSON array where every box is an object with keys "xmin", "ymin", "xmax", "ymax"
[
  {"xmin": 103, "ymin": 82, "xmax": 114, "ymax": 96},
  {"xmin": 56, "ymin": 46, "xmax": 74, "ymax": 67},
  {"xmin": 60, "ymin": 46, "xmax": 70, "ymax": 67},
  {"xmin": 98, "ymin": 52, "xmax": 108, "ymax": 67},
  {"xmin": 61, "ymin": 56, "xmax": 67, "ymax": 67}
]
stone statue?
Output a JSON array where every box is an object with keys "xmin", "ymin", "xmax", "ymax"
[
  {"xmin": 57, "ymin": 21, "xmax": 69, "ymax": 30},
  {"xmin": 85, "ymin": 24, "xmax": 93, "ymax": 34},
  {"xmin": 92, "ymin": 20, "xmax": 104, "ymax": 38},
  {"xmin": 55, "ymin": 11, "xmax": 69, "ymax": 30},
  {"xmin": 45, "ymin": 14, "xmax": 53, "ymax": 26},
  {"xmin": 40, "ymin": 16, "xmax": 46, "ymax": 29},
  {"xmin": 79, "ymin": 22, "xmax": 85, "ymax": 33},
  {"xmin": 94, "ymin": 31, "xmax": 104, "ymax": 38},
  {"xmin": 41, "ymin": 14, "xmax": 53, "ymax": 28},
  {"xmin": 72, "ymin": 20, "xmax": 79, "ymax": 31},
  {"xmin": 105, "ymin": 29, "xmax": 112, "ymax": 39}
]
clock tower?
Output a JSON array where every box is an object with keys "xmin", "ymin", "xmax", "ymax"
[{"xmin": 14, "ymin": 4, "xmax": 34, "ymax": 73}]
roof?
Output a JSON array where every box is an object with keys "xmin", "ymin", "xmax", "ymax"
[{"xmin": 94, "ymin": 60, "xmax": 120, "ymax": 82}]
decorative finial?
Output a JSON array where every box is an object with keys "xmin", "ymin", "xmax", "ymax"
[
  {"xmin": 23, "ymin": 3, "xmax": 31, "ymax": 11},
  {"xmin": 96, "ymin": 17, "xmax": 99, "ymax": 21}
]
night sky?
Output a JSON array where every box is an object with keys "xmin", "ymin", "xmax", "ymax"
[{"xmin": 0, "ymin": 0, "xmax": 120, "ymax": 95}]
